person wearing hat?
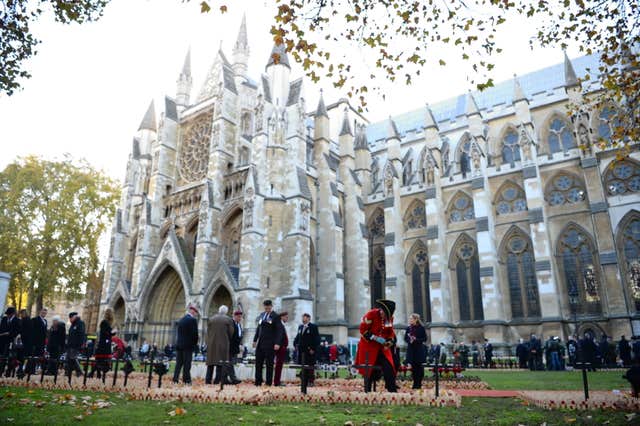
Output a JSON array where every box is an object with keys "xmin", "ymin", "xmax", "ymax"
[
  {"xmin": 0, "ymin": 307, "xmax": 21, "ymax": 376},
  {"xmin": 252, "ymin": 299, "xmax": 283, "ymax": 386},
  {"xmin": 66, "ymin": 311, "xmax": 86, "ymax": 377},
  {"xmin": 173, "ymin": 304, "xmax": 200, "ymax": 385},
  {"xmin": 355, "ymin": 299, "xmax": 398, "ymax": 392}
]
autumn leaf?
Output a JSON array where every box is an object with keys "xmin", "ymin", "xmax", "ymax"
[
  {"xmin": 220, "ymin": 5, "xmax": 228, "ymax": 13},
  {"xmin": 200, "ymin": 1, "xmax": 210, "ymax": 13}
]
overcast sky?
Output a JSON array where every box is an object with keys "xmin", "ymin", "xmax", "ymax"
[{"xmin": 0, "ymin": 0, "xmax": 584, "ymax": 184}]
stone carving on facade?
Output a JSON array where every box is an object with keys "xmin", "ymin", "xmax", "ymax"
[
  {"xmin": 577, "ymin": 123, "xmax": 592, "ymax": 155},
  {"xmin": 629, "ymin": 260, "xmax": 640, "ymax": 301},
  {"xmin": 178, "ymin": 111, "xmax": 213, "ymax": 183},
  {"xmin": 422, "ymin": 150, "xmax": 436, "ymax": 186},
  {"xmin": 243, "ymin": 198, "xmax": 254, "ymax": 229},
  {"xmin": 297, "ymin": 98, "xmax": 306, "ymax": 136},
  {"xmin": 299, "ymin": 202, "xmax": 310, "ymax": 231},
  {"xmin": 518, "ymin": 123, "xmax": 535, "ymax": 164},
  {"xmin": 584, "ymin": 265, "xmax": 600, "ymax": 302},
  {"xmin": 470, "ymin": 143, "xmax": 482, "ymax": 176},
  {"xmin": 126, "ymin": 303, "xmax": 139, "ymax": 322},
  {"xmin": 214, "ymin": 82, "xmax": 224, "ymax": 117},
  {"xmin": 255, "ymin": 96, "xmax": 264, "ymax": 132},
  {"xmin": 383, "ymin": 162, "xmax": 394, "ymax": 197},
  {"xmin": 198, "ymin": 211, "xmax": 208, "ymax": 235},
  {"xmin": 572, "ymin": 105, "xmax": 593, "ymax": 156}
]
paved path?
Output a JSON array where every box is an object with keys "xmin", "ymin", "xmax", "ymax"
[{"xmin": 455, "ymin": 389, "xmax": 520, "ymax": 397}]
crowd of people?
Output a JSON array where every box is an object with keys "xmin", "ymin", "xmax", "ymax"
[
  {"xmin": 3, "ymin": 301, "xmax": 640, "ymax": 394},
  {"xmin": 0, "ymin": 305, "xmax": 129, "ymax": 378}
]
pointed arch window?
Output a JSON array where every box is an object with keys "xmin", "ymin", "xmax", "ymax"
[
  {"xmin": 407, "ymin": 243, "xmax": 431, "ymax": 322},
  {"xmin": 546, "ymin": 173, "xmax": 586, "ymax": 206},
  {"xmin": 495, "ymin": 182, "xmax": 527, "ymax": 215},
  {"xmin": 547, "ymin": 117, "xmax": 576, "ymax": 154},
  {"xmin": 597, "ymin": 106, "xmax": 620, "ymax": 141},
  {"xmin": 371, "ymin": 247, "xmax": 386, "ymax": 306},
  {"xmin": 451, "ymin": 236, "xmax": 484, "ymax": 321},
  {"xmin": 502, "ymin": 230, "xmax": 540, "ymax": 319},
  {"xmin": 604, "ymin": 159, "xmax": 640, "ymax": 196},
  {"xmin": 448, "ymin": 192, "xmax": 475, "ymax": 223},
  {"xmin": 404, "ymin": 201, "xmax": 426, "ymax": 230},
  {"xmin": 501, "ymin": 129, "xmax": 521, "ymax": 166},
  {"xmin": 558, "ymin": 225, "xmax": 602, "ymax": 315},
  {"xmin": 241, "ymin": 111, "xmax": 253, "ymax": 135},
  {"xmin": 619, "ymin": 214, "xmax": 640, "ymax": 311}
]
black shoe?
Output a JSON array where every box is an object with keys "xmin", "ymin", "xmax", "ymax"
[{"xmin": 230, "ymin": 379, "xmax": 241, "ymax": 385}]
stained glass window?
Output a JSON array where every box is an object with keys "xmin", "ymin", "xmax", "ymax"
[
  {"xmin": 369, "ymin": 210, "xmax": 385, "ymax": 238},
  {"xmin": 404, "ymin": 201, "xmax": 427, "ymax": 230},
  {"xmin": 495, "ymin": 182, "xmax": 528, "ymax": 215},
  {"xmin": 409, "ymin": 245, "xmax": 431, "ymax": 322},
  {"xmin": 501, "ymin": 129, "xmax": 521, "ymax": 165},
  {"xmin": 503, "ymin": 232, "xmax": 541, "ymax": 319},
  {"xmin": 604, "ymin": 160, "xmax": 640, "ymax": 196},
  {"xmin": 453, "ymin": 236, "xmax": 484, "ymax": 321},
  {"xmin": 449, "ymin": 192, "xmax": 475, "ymax": 223},
  {"xmin": 546, "ymin": 174, "xmax": 586, "ymax": 206},
  {"xmin": 558, "ymin": 225, "xmax": 601, "ymax": 315},
  {"xmin": 547, "ymin": 118, "xmax": 576, "ymax": 154},
  {"xmin": 620, "ymin": 216, "xmax": 640, "ymax": 311},
  {"xmin": 598, "ymin": 106, "xmax": 620, "ymax": 141}
]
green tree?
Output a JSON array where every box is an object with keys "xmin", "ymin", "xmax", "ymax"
[
  {"xmin": 1, "ymin": 0, "xmax": 108, "ymax": 95},
  {"xmin": 0, "ymin": 156, "xmax": 118, "ymax": 313}
]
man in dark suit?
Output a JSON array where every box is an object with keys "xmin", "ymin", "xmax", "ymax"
[
  {"xmin": 0, "ymin": 307, "xmax": 21, "ymax": 376},
  {"xmin": 227, "ymin": 310, "xmax": 244, "ymax": 383},
  {"xmin": 173, "ymin": 304, "xmax": 199, "ymax": 384},
  {"xmin": 293, "ymin": 313, "xmax": 320, "ymax": 386},
  {"xmin": 252, "ymin": 300, "xmax": 282, "ymax": 386},
  {"xmin": 31, "ymin": 308, "xmax": 48, "ymax": 359},
  {"xmin": 66, "ymin": 312, "xmax": 86, "ymax": 376}
]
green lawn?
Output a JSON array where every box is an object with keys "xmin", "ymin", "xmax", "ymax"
[
  {"xmin": 473, "ymin": 370, "xmax": 630, "ymax": 391},
  {"xmin": 0, "ymin": 386, "xmax": 634, "ymax": 426}
]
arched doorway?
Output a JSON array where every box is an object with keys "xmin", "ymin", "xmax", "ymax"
[
  {"xmin": 113, "ymin": 296, "xmax": 126, "ymax": 330},
  {"xmin": 143, "ymin": 266, "xmax": 185, "ymax": 347},
  {"xmin": 208, "ymin": 285, "xmax": 233, "ymax": 317}
]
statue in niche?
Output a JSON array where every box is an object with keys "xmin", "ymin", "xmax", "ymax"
[
  {"xmin": 383, "ymin": 163, "xmax": 394, "ymax": 197},
  {"xmin": 471, "ymin": 145, "xmax": 481, "ymax": 175},
  {"xmin": 577, "ymin": 123, "xmax": 592, "ymax": 155},
  {"xmin": 243, "ymin": 199, "xmax": 254, "ymax": 229},
  {"xmin": 198, "ymin": 211, "xmax": 208, "ymax": 235},
  {"xmin": 518, "ymin": 124, "xmax": 534, "ymax": 163},
  {"xmin": 424, "ymin": 153, "xmax": 436, "ymax": 186},
  {"xmin": 629, "ymin": 261, "xmax": 640, "ymax": 300},
  {"xmin": 299, "ymin": 202, "xmax": 310, "ymax": 231},
  {"xmin": 297, "ymin": 98, "xmax": 306, "ymax": 135},
  {"xmin": 255, "ymin": 96, "xmax": 264, "ymax": 132}
]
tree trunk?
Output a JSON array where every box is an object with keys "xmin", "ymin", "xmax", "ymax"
[
  {"xmin": 36, "ymin": 292, "xmax": 44, "ymax": 314},
  {"xmin": 26, "ymin": 288, "xmax": 35, "ymax": 316}
]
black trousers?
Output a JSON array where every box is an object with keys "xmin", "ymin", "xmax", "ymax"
[
  {"xmin": 255, "ymin": 346, "xmax": 274, "ymax": 385},
  {"xmin": 410, "ymin": 361, "xmax": 424, "ymax": 389},
  {"xmin": 173, "ymin": 349, "xmax": 193, "ymax": 383},
  {"xmin": 365, "ymin": 352, "xmax": 397, "ymax": 392}
]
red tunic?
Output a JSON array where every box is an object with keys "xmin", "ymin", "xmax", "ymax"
[{"xmin": 355, "ymin": 308, "xmax": 396, "ymax": 376}]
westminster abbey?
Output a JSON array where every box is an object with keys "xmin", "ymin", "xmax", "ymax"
[{"xmin": 101, "ymin": 16, "xmax": 640, "ymax": 347}]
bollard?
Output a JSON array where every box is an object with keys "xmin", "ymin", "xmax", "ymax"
[
  {"xmin": 83, "ymin": 357, "xmax": 90, "ymax": 386},
  {"xmin": 40, "ymin": 357, "xmax": 46, "ymax": 383},
  {"xmin": 147, "ymin": 353, "xmax": 154, "ymax": 389},
  {"xmin": 112, "ymin": 358, "xmax": 119, "ymax": 387},
  {"xmin": 576, "ymin": 362, "xmax": 591, "ymax": 400}
]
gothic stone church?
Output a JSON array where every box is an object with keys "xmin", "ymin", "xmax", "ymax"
[{"xmin": 101, "ymin": 17, "xmax": 640, "ymax": 347}]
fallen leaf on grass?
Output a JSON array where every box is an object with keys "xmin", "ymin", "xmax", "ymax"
[
  {"xmin": 168, "ymin": 407, "xmax": 186, "ymax": 417},
  {"xmin": 74, "ymin": 415, "xmax": 83, "ymax": 421},
  {"xmin": 6, "ymin": 419, "xmax": 14, "ymax": 423},
  {"xmin": 626, "ymin": 413, "xmax": 637, "ymax": 421},
  {"xmin": 18, "ymin": 398, "xmax": 30, "ymax": 405},
  {"xmin": 34, "ymin": 401, "xmax": 45, "ymax": 408},
  {"xmin": 564, "ymin": 418, "xmax": 576, "ymax": 423},
  {"xmin": 344, "ymin": 421, "xmax": 354, "ymax": 426}
]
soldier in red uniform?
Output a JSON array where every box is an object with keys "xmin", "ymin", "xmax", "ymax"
[{"xmin": 355, "ymin": 299, "xmax": 398, "ymax": 392}]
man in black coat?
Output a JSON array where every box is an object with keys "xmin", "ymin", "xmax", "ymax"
[
  {"xmin": 0, "ymin": 307, "xmax": 21, "ymax": 376},
  {"xmin": 226, "ymin": 310, "xmax": 244, "ymax": 384},
  {"xmin": 515, "ymin": 338, "xmax": 528, "ymax": 369},
  {"xmin": 293, "ymin": 313, "xmax": 320, "ymax": 386},
  {"xmin": 17, "ymin": 309, "xmax": 33, "ymax": 375},
  {"xmin": 252, "ymin": 300, "xmax": 283, "ymax": 386},
  {"xmin": 619, "ymin": 335, "xmax": 632, "ymax": 367},
  {"xmin": 483, "ymin": 339, "xmax": 493, "ymax": 368},
  {"xmin": 173, "ymin": 304, "xmax": 199, "ymax": 384},
  {"xmin": 31, "ymin": 308, "xmax": 48, "ymax": 359},
  {"xmin": 66, "ymin": 312, "xmax": 86, "ymax": 376},
  {"xmin": 579, "ymin": 332, "xmax": 598, "ymax": 371}
]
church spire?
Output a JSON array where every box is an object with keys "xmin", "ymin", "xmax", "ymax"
[
  {"xmin": 232, "ymin": 13, "xmax": 249, "ymax": 76},
  {"xmin": 138, "ymin": 100, "xmax": 156, "ymax": 132},
  {"xmin": 425, "ymin": 103, "xmax": 439, "ymax": 130},
  {"xmin": 513, "ymin": 74, "xmax": 527, "ymax": 103},
  {"xmin": 465, "ymin": 91, "xmax": 481, "ymax": 117},
  {"xmin": 564, "ymin": 50, "xmax": 579, "ymax": 88},
  {"xmin": 386, "ymin": 117, "xmax": 400, "ymax": 141},
  {"xmin": 339, "ymin": 107, "xmax": 353, "ymax": 136},
  {"xmin": 316, "ymin": 89, "xmax": 328, "ymax": 118},
  {"xmin": 266, "ymin": 43, "xmax": 291, "ymax": 70},
  {"xmin": 176, "ymin": 48, "xmax": 193, "ymax": 108}
]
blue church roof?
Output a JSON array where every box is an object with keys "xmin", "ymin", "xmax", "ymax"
[{"xmin": 366, "ymin": 53, "xmax": 601, "ymax": 144}]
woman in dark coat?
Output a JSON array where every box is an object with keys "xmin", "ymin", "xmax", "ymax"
[
  {"xmin": 18, "ymin": 309, "xmax": 33, "ymax": 374},
  {"xmin": 46, "ymin": 316, "xmax": 66, "ymax": 374},
  {"xmin": 93, "ymin": 308, "xmax": 115, "ymax": 378},
  {"xmin": 404, "ymin": 313, "xmax": 428, "ymax": 389}
]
